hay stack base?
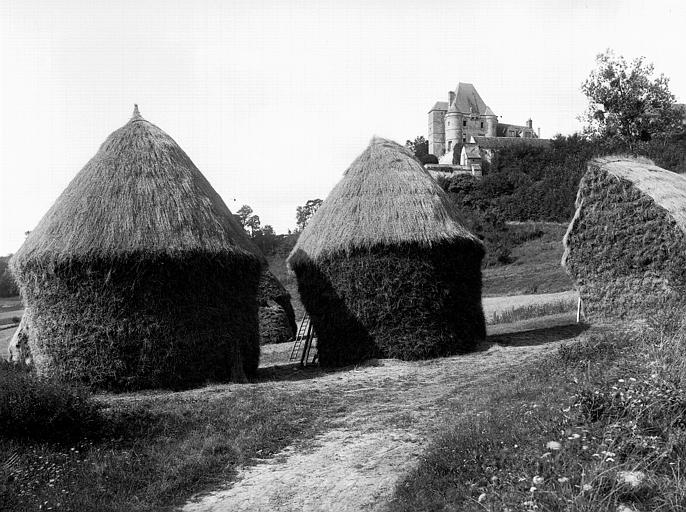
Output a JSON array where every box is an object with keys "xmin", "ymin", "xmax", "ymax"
[
  {"xmin": 288, "ymin": 137, "xmax": 486, "ymax": 367},
  {"xmin": 14, "ymin": 254, "xmax": 260, "ymax": 390},
  {"xmin": 294, "ymin": 243, "xmax": 485, "ymax": 366},
  {"xmin": 563, "ymin": 156, "xmax": 686, "ymax": 323}
]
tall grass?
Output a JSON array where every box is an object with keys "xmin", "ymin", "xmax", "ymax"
[
  {"xmin": 389, "ymin": 321, "xmax": 686, "ymax": 511},
  {"xmin": 489, "ymin": 298, "xmax": 577, "ymax": 324}
]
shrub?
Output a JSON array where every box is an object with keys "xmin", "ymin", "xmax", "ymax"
[
  {"xmin": 419, "ymin": 153, "xmax": 438, "ymax": 165},
  {"xmin": 0, "ymin": 361, "xmax": 102, "ymax": 441},
  {"xmin": 0, "ymin": 262, "xmax": 19, "ymax": 297}
]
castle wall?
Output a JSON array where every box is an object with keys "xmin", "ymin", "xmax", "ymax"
[
  {"xmin": 445, "ymin": 113, "xmax": 462, "ymax": 153},
  {"xmin": 428, "ymin": 110, "xmax": 446, "ymax": 156}
]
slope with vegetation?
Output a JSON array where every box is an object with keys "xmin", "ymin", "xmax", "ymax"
[{"xmin": 389, "ymin": 316, "xmax": 686, "ymax": 511}]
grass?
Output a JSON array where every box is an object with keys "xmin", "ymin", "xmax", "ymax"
[
  {"xmin": 0, "ymin": 377, "xmax": 346, "ymax": 511},
  {"xmin": 488, "ymin": 298, "xmax": 577, "ymax": 325},
  {"xmin": 388, "ymin": 320, "xmax": 686, "ymax": 511},
  {"xmin": 483, "ymin": 222, "xmax": 573, "ymax": 296}
]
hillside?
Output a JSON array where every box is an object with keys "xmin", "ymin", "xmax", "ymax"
[{"xmin": 483, "ymin": 222, "xmax": 573, "ymax": 296}]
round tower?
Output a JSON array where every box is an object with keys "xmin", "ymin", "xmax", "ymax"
[
  {"xmin": 445, "ymin": 108, "xmax": 462, "ymax": 153},
  {"xmin": 486, "ymin": 115, "xmax": 498, "ymax": 137}
]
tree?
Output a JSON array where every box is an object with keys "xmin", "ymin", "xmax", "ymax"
[
  {"xmin": 245, "ymin": 214, "xmax": 261, "ymax": 236},
  {"xmin": 296, "ymin": 199, "xmax": 323, "ymax": 231},
  {"xmin": 405, "ymin": 136, "xmax": 429, "ymax": 159},
  {"xmin": 235, "ymin": 205, "xmax": 253, "ymax": 228},
  {"xmin": 581, "ymin": 50, "xmax": 681, "ymax": 146}
]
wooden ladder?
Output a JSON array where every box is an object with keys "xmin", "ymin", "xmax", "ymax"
[{"xmin": 289, "ymin": 313, "xmax": 318, "ymax": 366}]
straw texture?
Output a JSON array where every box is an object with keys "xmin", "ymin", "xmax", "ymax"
[
  {"xmin": 10, "ymin": 107, "xmax": 262, "ymax": 390},
  {"xmin": 12, "ymin": 107, "xmax": 256, "ymax": 267},
  {"xmin": 288, "ymin": 138, "xmax": 485, "ymax": 366},
  {"xmin": 289, "ymin": 137, "xmax": 480, "ymax": 265},
  {"xmin": 563, "ymin": 156, "xmax": 686, "ymax": 322}
]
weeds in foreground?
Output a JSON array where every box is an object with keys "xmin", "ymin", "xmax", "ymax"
[
  {"xmin": 390, "ymin": 322, "xmax": 686, "ymax": 511},
  {"xmin": 0, "ymin": 361, "xmax": 102, "ymax": 442},
  {"xmin": 0, "ymin": 383, "xmax": 343, "ymax": 511}
]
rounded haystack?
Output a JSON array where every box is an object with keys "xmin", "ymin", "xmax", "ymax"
[
  {"xmin": 287, "ymin": 137, "xmax": 486, "ymax": 366},
  {"xmin": 257, "ymin": 268, "xmax": 296, "ymax": 344},
  {"xmin": 563, "ymin": 156, "xmax": 686, "ymax": 322},
  {"xmin": 9, "ymin": 106, "xmax": 262, "ymax": 390}
]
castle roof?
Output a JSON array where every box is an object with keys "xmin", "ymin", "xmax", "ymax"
[
  {"xmin": 451, "ymin": 83, "xmax": 493, "ymax": 116},
  {"xmin": 496, "ymin": 123, "xmax": 538, "ymax": 137},
  {"xmin": 472, "ymin": 136, "xmax": 551, "ymax": 150},
  {"xmin": 429, "ymin": 101, "xmax": 448, "ymax": 112},
  {"xmin": 462, "ymin": 144, "xmax": 481, "ymax": 159}
]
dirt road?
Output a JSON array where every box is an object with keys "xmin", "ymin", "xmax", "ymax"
[{"xmin": 183, "ymin": 321, "xmax": 587, "ymax": 512}]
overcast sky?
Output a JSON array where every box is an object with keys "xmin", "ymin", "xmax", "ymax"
[{"xmin": 1, "ymin": 0, "xmax": 685, "ymax": 255}]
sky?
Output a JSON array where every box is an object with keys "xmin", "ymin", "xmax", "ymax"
[{"xmin": 1, "ymin": 0, "xmax": 685, "ymax": 255}]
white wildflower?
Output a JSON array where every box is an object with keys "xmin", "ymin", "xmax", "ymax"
[{"xmin": 546, "ymin": 441, "xmax": 562, "ymax": 450}]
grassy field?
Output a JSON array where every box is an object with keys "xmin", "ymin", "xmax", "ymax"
[
  {"xmin": 388, "ymin": 319, "xmax": 686, "ymax": 511},
  {"xmin": 483, "ymin": 222, "xmax": 573, "ymax": 297}
]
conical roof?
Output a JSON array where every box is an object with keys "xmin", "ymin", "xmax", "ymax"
[
  {"xmin": 13, "ymin": 106, "xmax": 257, "ymax": 266},
  {"xmin": 288, "ymin": 137, "xmax": 481, "ymax": 265}
]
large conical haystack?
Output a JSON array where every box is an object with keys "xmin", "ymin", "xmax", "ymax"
[
  {"xmin": 9, "ymin": 106, "xmax": 262, "ymax": 390},
  {"xmin": 563, "ymin": 156, "xmax": 686, "ymax": 322},
  {"xmin": 287, "ymin": 137, "xmax": 486, "ymax": 366}
]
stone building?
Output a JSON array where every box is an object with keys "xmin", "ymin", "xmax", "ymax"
[{"xmin": 428, "ymin": 82, "xmax": 539, "ymax": 158}]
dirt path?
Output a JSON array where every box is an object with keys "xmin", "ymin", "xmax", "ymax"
[{"xmin": 182, "ymin": 322, "xmax": 587, "ymax": 512}]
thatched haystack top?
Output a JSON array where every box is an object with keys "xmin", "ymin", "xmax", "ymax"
[
  {"xmin": 13, "ymin": 106, "xmax": 256, "ymax": 267},
  {"xmin": 288, "ymin": 137, "xmax": 481, "ymax": 264},
  {"xmin": 589, "ymin": 156, "xmax": 686, "ymax": 235}
]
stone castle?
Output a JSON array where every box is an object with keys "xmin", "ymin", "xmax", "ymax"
[{"xmin": 428, "ymin": 82, "xmax": 539, "ymax": 159}]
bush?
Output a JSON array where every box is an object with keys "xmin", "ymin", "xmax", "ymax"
[
  {"xmin": 419, "ymin": 153, "xmax": 438, "ymax": 165},
  {"xmin": 0, "ymin": 258, "xmax": 19, "ymax": 297},
  {"xmin": 436, "ymin": 133, "xmax": 686, "ymax": 225},
  {"xmin": 0, "ymin": 361, "xmax": 102, "ymax": 441}
]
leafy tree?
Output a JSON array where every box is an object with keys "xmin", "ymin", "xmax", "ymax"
[
  {"xmin": 581, "ymin": 50, "xmax": 681, "ymax": 146},
  {"xmin": 0, "ymin": 256, "xmax": 18, "ymax": 297},
  {"xmin": 405, "ymin": 136, "xmax": 429, "ymax": 159},
  {"xmin": 245, "ymin": 214, "xmax": 261, "ymax": 237},
  {"xmin": 296, "ymin": 199, "xmax": 323, "ymax": 231},
  {"xmin": 235, "ymin": 205, "xmax": 253, "ymax": 228}
]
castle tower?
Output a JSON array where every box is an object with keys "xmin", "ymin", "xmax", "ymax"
[
  {"xmin": 485, "ymin": 107, "xmax": 498, "ymax": 137},
  {"xmin": 444, "ymin": 89, "xmax": 463, "ymax": 154},
  {"xmin": 428, "ymin": 102, "xmax": 447, "ymax": 156}
]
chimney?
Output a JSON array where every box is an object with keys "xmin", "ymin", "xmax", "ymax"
[
  {"xmin": 526, "ymin": 118, "xmax": 533, "ymax": 129},
  {"xmin": 537, "ymin": 127, "xmax": 541, "ymax": 138},
  {"xmin": 449, "ymin": 90, "xmax": 455, "ymax": 106}
]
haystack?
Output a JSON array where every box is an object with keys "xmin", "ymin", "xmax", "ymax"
[
  {"xmin": 563, "ymin": 156, "xmax": 686, "ymax": 322},
  {"xmin": 287, "ymin": 137, "xmax": 486, "ymax": 366},
  {"xmin": 9, "ymin": 106, "xmax": 262, "ymax": 390},
  {"xmin": 257, "ymin": 268, "xmax": 296, "ymax": 344}
]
